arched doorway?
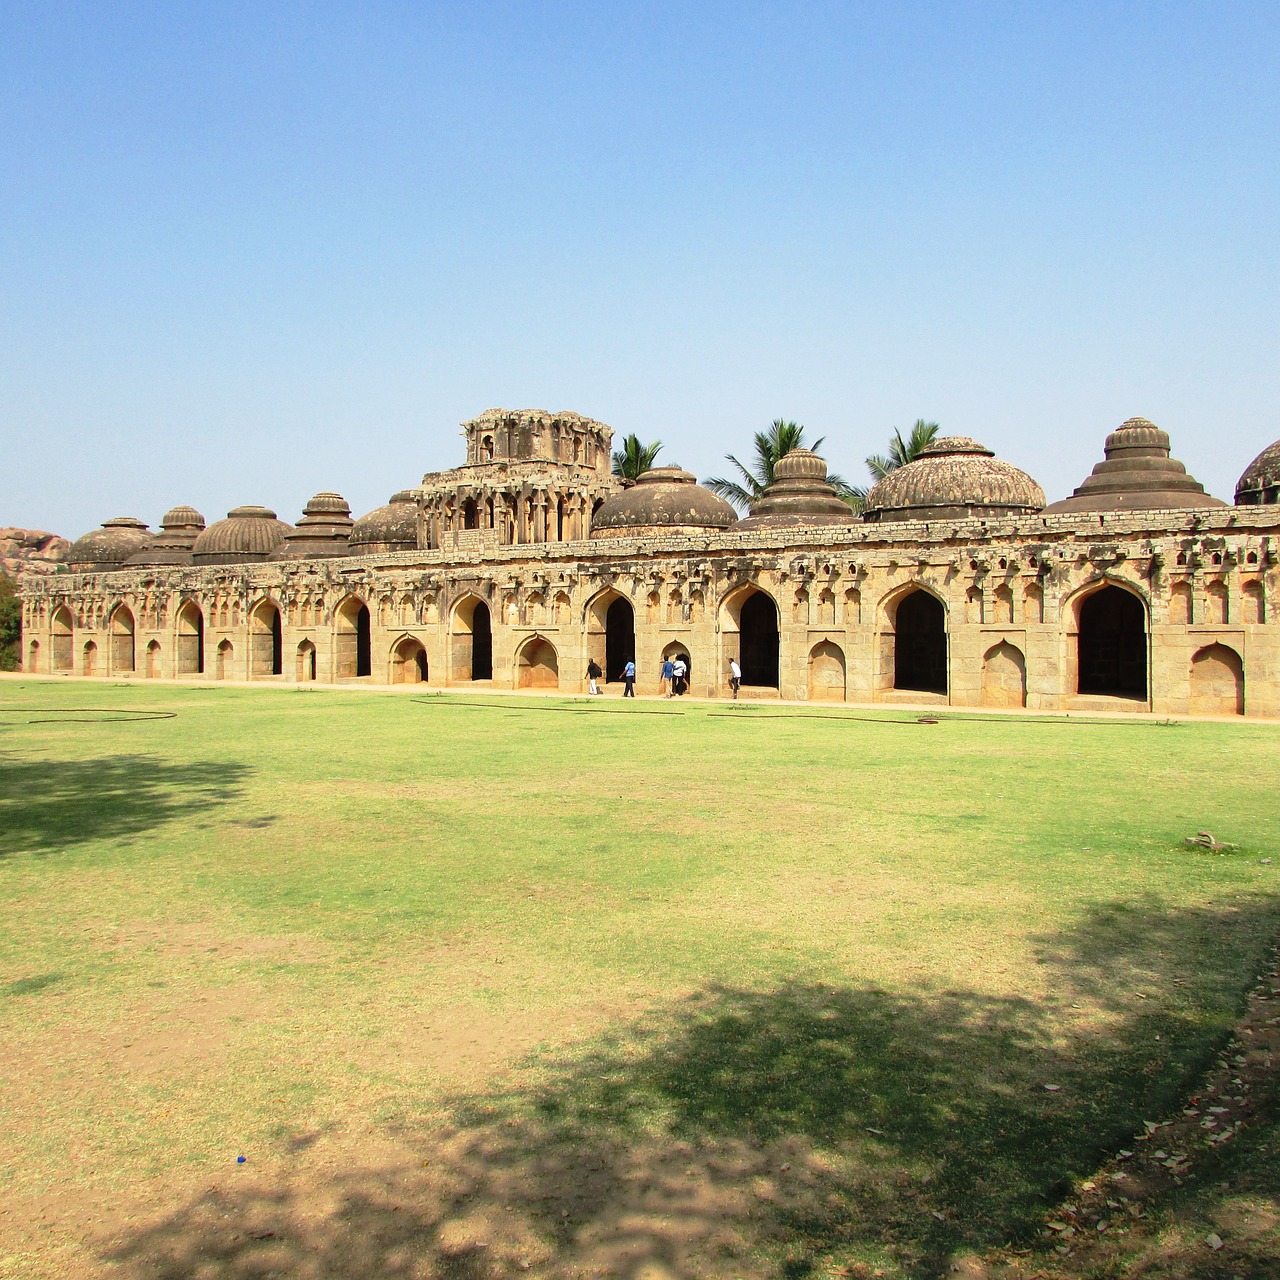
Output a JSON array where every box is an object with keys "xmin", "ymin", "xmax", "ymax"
[
  {"xmin": 27, "ymin": 640, "xmax": 39, "ymax": 673},
  {"xmin": 391, "ymin": 637, "xmax": 428, "ymax": 683},
  {"xmin": 1190, "ymin": 644, "xmax": 1244, "ymax": 715},
  {"xmin": 462, "ymin": 497, "xmax": 479, "ymax": 530},
  {"xmin": 336, "ymin": 597, "xmax": 372, "ymax": 678},
  {"xmin": 176, "ymin": 601, "xmax": 204, "ymax": 675},
  {"xmin": 51, "ymin": 607, "xmax": 73, "ymax": 671},
  {"xmin": 145, "ymin": 640, "xmax": 161, "ymax": 679},
  {"xmin": 982, "ymin": 641, "xmax": 1026, "ymax": 707},
  {"xmin": 605, "ymin": 596, "xmax": 635, "ymax": 683},
  {"xmin": 517, "ymin": 636, "xmax": 559, "ymax": 689},
  {"xmin": 296, "ymin": 640, "xmax": 316, "ymax": 681},
  {"xmin": 808, "ymin": 641, "xmax": 846, "ymax": 701},
  {"xmin": 82, "ymin": 640, "xmax": 97, "ymax": 676},
  {"xmin": 109, "ymin": 606, "xmax": 136, "ymax": 674},
  {"xmin": 215, "ymin": 639, "xmax": 234, "ymax": 680},
  {"xmin": 661, "ymin": 641, "xmax": 693, "ymax": 694},
  {"xmin": 893, "ymin": 590, "xmax": 946, "ymax": 694},
  {"xmin": 739, "ymin": 590, "xmax": 779, "ymax": 688},
  {"xmin": 451, "ymin": 596, "xmax": 492, "ymax": 681},
  {"xmin": 250, "ymin": 601, "xmax": 283, "ymax": 677},
  {"xmin": 1077, "ymin": 586, "xmax": 1146, "ymax": 698}
]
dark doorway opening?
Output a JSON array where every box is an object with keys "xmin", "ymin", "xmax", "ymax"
[
  {"xmin": 270, "ymin": 607, "xmax": 283, "ymax": 676},
  {"xmin": 463, "ymin": 498, "xmax": 479, "ymax": 530},
  {"xmin": 605, "ymin": 597, "xmax": 635, "ymax": 681},
  {"xmin": 354, "ymin": 604, "xmax": 371, "ymax": 677},
  {"xmin": 472, "ymin": 601, "xmax": 493, "ymax": 680},
  {"xmin": 894, "ymin": 590, "xmax": 947, "ymax": 694},
  {"xmin": 1078, "ymin": 586, "xmax": 1146, "ymax": 698},
  {"xmin": 740, "ymin": 591, "xmax": 779, "ymax": 687}
]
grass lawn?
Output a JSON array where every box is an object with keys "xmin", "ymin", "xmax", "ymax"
[{"xmin": 0, "ymin": 680, "xmax": 1277, "ymax": 1279}]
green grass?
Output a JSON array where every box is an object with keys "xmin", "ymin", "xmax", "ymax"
[{"xmin": 0, "ymin": 681, "xmax": 1277, "ymax": 1279}]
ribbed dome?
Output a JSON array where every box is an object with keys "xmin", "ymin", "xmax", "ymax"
[
  {"xmin": 68, "ymin": 517, "xmax": 153, "ymax": 572},
  {"xmin": 348, "ymin": 490, "xmax": 419, "ymax": 554},
  {"xmin": 590, "ymin": 467, "xmax": 737, "ymax": 539},
  {"xmin": 269, "ymin": 492, "xmax": 356, "ymax": 560},
  {"xmin": 863, "ymin": 437, "xmax": 1045, "ymax": 523},
  {"xmin": 1236, "ymin": 439, "xmax": 1280, "ymax": 506},
  {"xmin": 735, "ymin": 449, "xmax": 855, "ymax": 531},
  {"xmin": 191, "ymin": 506, "xmax": 293, "ymax": 565},
  {"xmin": 1044, "ymin": 417, "xmax": 1224, "ymax": 513},
  {"xmin": 126, "ymin": 505, "xmax": 207, "ymax": 567}
]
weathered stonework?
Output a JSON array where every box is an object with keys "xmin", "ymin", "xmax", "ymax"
[{"xmin": 18, "ymin": 412, "xmax": 1280, "ymax": 718}]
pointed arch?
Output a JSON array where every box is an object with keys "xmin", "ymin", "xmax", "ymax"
[
  {"xmin": 450, "ymin": 593, "xmax": 492, "ymax": 681},
  {"xmin": 1070, "ymin": 581, "xmax": 1147, "ymax": 699},
  {"xmin": 249, "ymin": 598, "xmax": 283, "ymax": 677},
  {"xmin": 879, "ymin": 584, "xmax": 947, "ymax": 695},
  {"xmin": 808, "ymin": 640, "xmax": 846, "ymax": 702},
  {"xmin": 176, "ymin": 599, "xmax": 204, "ymax": 675},
  {"xmin": 1190, "ymin": 643, "xmax": 1243, "ymax": 715},
  {"xmin": 585, "ymin": 587, "xmax": 636, "ymax": 682},
  {"xmin": 109, "ymin": 604, "xmax": 136, "ymax": 673},
  {"xmin": 390, "ymin": 635, "xmax": 428, "ymax": 684},
  {"xmin": 335, "ymin": 594, "xmax": 372, "ymax": 678},
  {"xmin": 982, "ymin": 641, "xmax": 1026, "ymax": 708},
  {"xmin": 51, "ymin": 606, "xmax": 73, "ymax": 671},
  {"xmin": 515, "ymin": 635, "xmax": 559, "ymax": 689},
  {"xmin": 719, "ymin": 585, "xmax": 779, "ymax": 688}
]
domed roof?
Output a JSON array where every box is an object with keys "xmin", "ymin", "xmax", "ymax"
[
  {"xmin": 348, "ymin": 490, "xmax": 419, "ymax": 554},
  {"xmin": 160, "ymin": 505, "xmax": 206, "ymax": 530},
  {"xmin": 863, "ymin": 437, "xmax": 1045, "ymax": 523},
  {"xmin": 125, "ymin": 505, "xmax": 207, "ymax": 567},
  {"xmin": 269, "ymin": 492, "xmax": 356, "ymax": 560},
  {"xmin": 191, "ymin": 506, "xmax": 293, "ymax": 565},
  {"xmin": 1044, "ymin": 417, "xmax": 1225, "ymax": 513},
  {"xmin": 68, "ymin": 517, "xmax": 152, "ymax": 571},
  {"xmin": 590, "ymin": 467, "xmax": 737, "ymax": 538},
  {"xmin": 1236, "ymin": 439, "xmax": 1280, "ymax": 506},
  {"xmin": 734, "ymin": 449, "xmax": 855, "ymax": 531}
]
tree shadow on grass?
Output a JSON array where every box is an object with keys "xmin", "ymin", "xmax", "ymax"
[
  {"xmin": 105, "ymin": 895, "xmax": 1279, "ymax": 1280},
  {"xmin": 0, "ymin": 754, "xmax": 251, "ymax": 857}
]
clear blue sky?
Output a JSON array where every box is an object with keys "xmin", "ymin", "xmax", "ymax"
[{"xmin": 2, "ymin": 1, "xmax": 1277, "ymax": 537}]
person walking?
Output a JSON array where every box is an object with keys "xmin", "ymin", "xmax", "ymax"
[
  {"xmin": 729, "ymin": 656, "xmax": 741, "ymax": 699},
  {"xmin": 586, "ymin": 658, "xmax": 602, "ymax": 696},
  {"xmin": 659, "ymin": 656, "xmax": 674, "ymax": 698},
  {"xmin": 672, "ymin": 655, "xmax": 688, "ymax": 696},
  {"xmin": 622, "ymin": 658, "xmax": 636, "ymax": 697}
]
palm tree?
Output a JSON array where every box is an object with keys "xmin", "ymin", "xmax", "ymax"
[
  {"xmin": 847, "ymin": 419, "xmax": 941, "ymax": 508},
  {"xmin": 611, "ymin": 434, "xmax": 664, "ymax": 483},
  {"xmin": 705, "ymin": 419, "xmax": 855, "ymax": 513}
]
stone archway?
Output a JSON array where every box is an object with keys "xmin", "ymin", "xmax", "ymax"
[
  {"xmin": 176, "ymin": 601, "xmax": 204, "ymax": 675},
  {"xmin": 808, "ymin": 641, "xmax": 846, "ymax": 702},
  {"xmin": 1190, "ymin": 644, "xmax": 1243, "ymax": 715},
  {"xmin": 1077, "ymin": 585, "xmax": 1146, "ymax": 698},
  {"xmin": 250, "ymin": 601, "xmax": 283, "ymax": 677},
  {"xmin": 892, "ymin": 589, "xmax": 946, "ymax": 694},
  {"xmin": 296, "ymin": 640, "xmax": 317, "ymax": 682},
  {"xmin": 144, "ymin": 640, "xmax": 161, "ymax": 679},
  {"xmin": 109, "ymin": 606, "xmax": 136, "ymax": 674},
  {"xmin": 51, "ymin": 607, "xmax": 73, "ymax": 671},
  {"xmin": 215, "ymin": 639, "xmax": 234, "ymax": 680},
  {"xmin": 739, "ymin": 590, "xmax": 779, "ymax": 688},
  {"xmin": 516, "ymin": 636, "xmax": 559, "ymax": 689},
  {"xmin": 605, "ymin": 596, "xmax": 635, "ymax": 683},
  {"xmin": 82, "ymin": 640, "xmax": 98, "ymax": 676},
  {"xmin": 391, "ymin": 637, "xmax": 428, "ymax": 684},
  {"xmin": 336, "ymin": 596, "xmax": 372, "ymax": 678},
  {"xmin": 451, "ymin": 596, "xmax": 492, "ymax": 681},
  {"xmin": 982, "ymin": 641, "xmax": 1026, "ymax": 707}
]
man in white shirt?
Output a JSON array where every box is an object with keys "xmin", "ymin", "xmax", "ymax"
[{"xmin": 729, "ymin": 657, "xmax": 741, "ymax": 699}]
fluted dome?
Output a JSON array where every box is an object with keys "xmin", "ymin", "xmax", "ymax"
[
  {"xmin": 269, "ymin": 492, "xmax": 355, "ymax": 560},
  {"xmin": 735, "ymin": 449, "xmax": 855, "ymax": 531},
  {"xmin": 68, "ymin": 517, "xmax": 152, "ymax": 572},
  {"xmin": 348, "ymin": 490, "xmax": 419, "ymax": 555},
  {"xmin": 125, "ymin": 506, "xmax": 206, "ymax": 567},
  {"xmin": 191, "ymin": 506, "xmax": 293, "ymax": 565},
  {"xmin": 590, "ymin": 467, "xmax": 737, "ymax": 539},
  {"xmin": 1044, "ymin": 418, "xmax": 1224, "ymax": 513},
  {"xmin": 863, "ymin": 437, "xmax": 1045, "ymax": 523},
  {"xmin": 1236, "ymin": 440, "xmax": 1280, "ymax": 506}
]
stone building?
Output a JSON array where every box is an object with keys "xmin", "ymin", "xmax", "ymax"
[{"xmin": 19, "ymin": 409, "xmax": 1280, "ymax": 718}]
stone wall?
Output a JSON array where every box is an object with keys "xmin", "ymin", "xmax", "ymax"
[{"xmin": 18, "ymin": 504, "xmax": 1280, "ymax": 717}]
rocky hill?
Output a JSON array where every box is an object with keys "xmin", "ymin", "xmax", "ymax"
[{"xmin": 1, "ymin": 527, "xmax": 70, "ymax": 581}]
